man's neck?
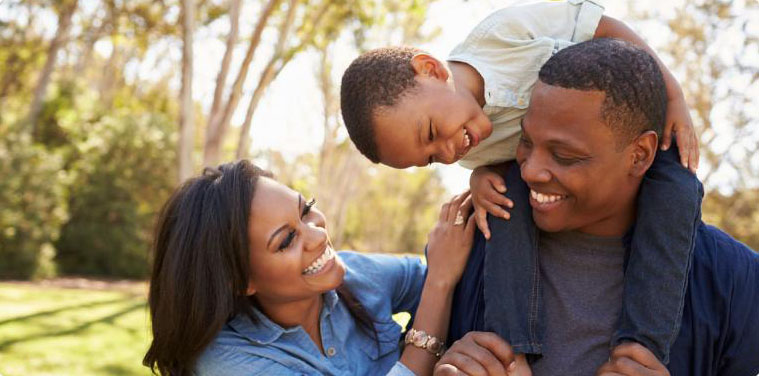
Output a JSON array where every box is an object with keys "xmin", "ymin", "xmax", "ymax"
[{"xmin": 448, "ymin": 61, "xmax": 486, "ymax": 107}]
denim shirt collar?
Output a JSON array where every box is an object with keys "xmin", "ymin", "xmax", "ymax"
[{"xmin": 228, "ymin": 290, "xmax": 340, "ymax": 345}]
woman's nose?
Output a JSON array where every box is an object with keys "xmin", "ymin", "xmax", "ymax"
[{"xmin": 302, "ymin": 221, "xmax": 328, "ymax": 253}]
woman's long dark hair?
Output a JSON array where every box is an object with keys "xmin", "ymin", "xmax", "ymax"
[{"xmin": 143, "ymin": 160, "xmax": 375, "ymax": 375}]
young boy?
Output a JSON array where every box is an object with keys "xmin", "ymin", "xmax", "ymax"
[{"xmin": 340, "ymin": 0, "xmax": 702, "ymax": 374}]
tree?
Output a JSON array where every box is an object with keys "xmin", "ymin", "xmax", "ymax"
[
  {"xmin": 178, "ymin": 0, "xmax": 196, "ymax": 181},
  {"xmin": 26, "ymin": 0, "xmax": 78, "ymax": 135}
]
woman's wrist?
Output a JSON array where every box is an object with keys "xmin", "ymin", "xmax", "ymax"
[{"xmin": 425, "ymin": 271, "xmax": 459, "ymax": 291}]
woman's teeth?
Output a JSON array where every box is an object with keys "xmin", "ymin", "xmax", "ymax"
[
  {"xmin": 302, "ymin": 248, "xmax": 335, "ymax": 275},
  {"xmin": 530, "ymin": 189, "xmax": 567, "ymax": 204}
]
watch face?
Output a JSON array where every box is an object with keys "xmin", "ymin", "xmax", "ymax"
[
  {"xmin": 427, "ymin": 338, "xmax": 443, "ymax": 353},
  {"xmin": 412, "ymin": 330, "xmax": 428, "ymax": 347}
]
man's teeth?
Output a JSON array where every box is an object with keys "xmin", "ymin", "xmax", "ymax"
[
  {"xmin": 302, "ymin": 248, "xmax": 335, "ymax": 275},
  {"xmin": 530, "ymin": 189, "xmax": 567, "ymax": 204}
]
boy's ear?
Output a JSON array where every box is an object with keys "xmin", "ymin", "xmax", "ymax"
[
  {"xmin": 410, "ymin": 53, "xmax": 449, "ymax": 81},
  {"xmin": 629, "ymin": 130, "xmax": 658, "ymax": 177}
]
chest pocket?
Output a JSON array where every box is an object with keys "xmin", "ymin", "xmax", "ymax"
[{"xmin": 358, "ymin": 319, "xmax": 403, "ymax": 360}]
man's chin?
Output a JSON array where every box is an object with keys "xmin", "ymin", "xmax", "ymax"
[{"xmin": 532, "ymin": 211, "xmax": 567, "ymax": 233}]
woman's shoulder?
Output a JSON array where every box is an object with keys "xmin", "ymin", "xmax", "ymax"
[
  {"xmin": 338, "ymin": 251, "xmax": 424, "ymax": 288},
  {"xmin": 194, "ymin": 341, "xmax": 297, "ymax": 376}
]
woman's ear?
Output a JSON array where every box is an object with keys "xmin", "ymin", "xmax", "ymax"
[
  {"xmin": 246, "ymin": 282, "xmax": 256, "ymax": 296},
  {"xmin": 629, "ymin": 130, "xmax": 658, "ymax": 177},
  {"xmin": 410, "ymin": 53, "xmax": 449, "ymax": 81}
]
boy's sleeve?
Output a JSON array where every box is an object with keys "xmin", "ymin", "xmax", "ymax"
[{"xmin": 485, "ymin": 0, "xmax": 605, "ymax": 43}]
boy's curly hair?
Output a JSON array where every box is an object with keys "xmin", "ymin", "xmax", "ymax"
[
  {"xmin": 539, "ymin": 38, "xmax": 668, "ymax": 149},
  {"xmin": 340, "ymin": 46, "xmax": 424, "ymax": 163}
]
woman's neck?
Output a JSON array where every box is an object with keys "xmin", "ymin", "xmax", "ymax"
[{"xmin": 258, "ymin": 294, "xmax": 325, "ymax": 354}]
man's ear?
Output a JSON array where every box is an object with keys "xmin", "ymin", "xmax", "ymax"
[
  {"xmin": 410, "ymin": 53, "xmax": 449, "ymax": 81},
  {"xmin": 629, "ymin": 130, "xmax": 658, "ymax": 177}
]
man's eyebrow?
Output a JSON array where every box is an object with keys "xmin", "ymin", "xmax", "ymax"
[{"xmin": 266, "ymin": 195, "xmax": 302, "ymax": 249}]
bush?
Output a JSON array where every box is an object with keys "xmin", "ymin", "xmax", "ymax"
[
  {"xmin": 55, "ymin": 112, "xmax": 176, "ymax": 278},
  {"xmin": 0, "ymin": 128, "xmax": 68, "ymax": 279}
]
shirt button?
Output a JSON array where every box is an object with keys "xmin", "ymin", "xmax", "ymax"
[{"xmin": 326, "ymin": 347, "xmax": 336, "ymax": 357}]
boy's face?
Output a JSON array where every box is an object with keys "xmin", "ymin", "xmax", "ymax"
[
  {"xmin": 516, "ymin": 82, "xmax": 652, "ymax": 237},
  {"xmin": 372, "ymin": 76, "xmax": 493, "ymax": 168}
]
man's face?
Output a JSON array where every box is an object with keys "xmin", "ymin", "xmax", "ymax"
[
  {"xmin": 372, "ymin": 77, "xmax": 493, "ymax": 168},
  {"xmin": 516, "ymin": 82, "xmax": 640, "ymax": 237}
]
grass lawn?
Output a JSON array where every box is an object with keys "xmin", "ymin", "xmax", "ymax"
[
  {"xmin": 0, "ymin": 282, "xmax": 151, "ymax": 376},
  {"xmin": 0, "ymin": 280, "xmax": 413, "ymax": 376}
]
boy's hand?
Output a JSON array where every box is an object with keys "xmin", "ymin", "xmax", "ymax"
[
  {"xmin": 470, "ymin": 166, "xmax": 514, "ymax": 240},
  {"xmin": 662, "ymin": 95, "xmax": 699, "ymax": 173}
]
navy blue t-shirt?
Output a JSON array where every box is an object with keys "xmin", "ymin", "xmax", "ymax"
[{"xmin": 448, "ymin": 222, "xmax": 759, "ymax": 376}]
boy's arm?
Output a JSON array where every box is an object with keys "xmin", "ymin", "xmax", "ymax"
[{"xmin": 594, "ymin": 16, "xmax": 699, "ymax": 171}]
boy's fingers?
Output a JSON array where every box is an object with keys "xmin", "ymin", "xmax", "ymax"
[
  {"xmin": 485, "ymin": 202, "xmax": 510, "ymax": 220},
  {"xmin": 485, "ymin": 191, "xmax": 513, "ymax": 208},
  {"xmin": 488, "ymin": 175, "xmax": 507, "ymax": 193},
  {"xmin": 661, "ymin": 120, "xmax": 674, "ymax": 150},
  {"xmin": 677, "ymin": 129, "xmax": 690, "ymax": 169},
  {"xmin": 475, "ymin": 208, "xmax": 490, "ymax": 239},
  {"xmin": 691, "ymin": 133, "xmax": 700, "ymax": 172}
]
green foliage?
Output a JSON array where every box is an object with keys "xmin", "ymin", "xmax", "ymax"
[
  {"xmin": 341, "ymin": 167, "xmax": 446, "ymax": 254},
  {"xmin": 0, "ymin": 126, "xmax": 68, "ymax": 279},
  {"xmin": 702, "ymin": 189, "xmax": 759, "ymax": 252},
  {"xmin": 55, "ymin": 112, "xmax": 177, "ymax": 279}
]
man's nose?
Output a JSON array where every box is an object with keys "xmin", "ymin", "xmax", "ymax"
[{"xmin": 520, "ymin": 155, "xmax": 552, "ymax": 184}]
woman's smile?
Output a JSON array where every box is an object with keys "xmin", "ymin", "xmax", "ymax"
[{"xmin": 302, "ymin": 247, "xmax": 337, "ymax": 276}]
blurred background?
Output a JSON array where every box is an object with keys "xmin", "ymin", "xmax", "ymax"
[{"xmin": 0, "ymin": 0, "xmax": 756, "ymax": 374}]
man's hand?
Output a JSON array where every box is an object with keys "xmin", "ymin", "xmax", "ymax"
[
  {"xmin": 596, "ymin": 343, "xmax": 670, "ymax": 376},
  {"xmin": 470, "ymin": 166, "xmax": 514, "ymax": 240},
  {"xmin": 434, "ymin": 332, "xmax": 515, "ymax": 376}
]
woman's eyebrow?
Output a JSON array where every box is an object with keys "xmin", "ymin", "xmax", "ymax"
[{"xmin": 266, "ymin": 195, "xmax": 302, "ymax": 249}]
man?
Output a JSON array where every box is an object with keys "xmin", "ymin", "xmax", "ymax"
[{"xmin": 437, "ymin": 39, "xmax": 759, "ymax": 375}]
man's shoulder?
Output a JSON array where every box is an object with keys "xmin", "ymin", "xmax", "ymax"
[{"xmin": 693, "ymin": 222, "xmax": 758, "ymax": 274}]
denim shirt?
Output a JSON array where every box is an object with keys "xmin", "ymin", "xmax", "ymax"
[
  {"xmin": 449, "ymin": 223, "xmax": 759, "ymax": 376},
  {"xmin": 448, "ymin": 0, "xmax": 605, "ymax": 169},
  {"xmin": 194, "ymin": 251, "xmax": 426, "ymax": 376}
]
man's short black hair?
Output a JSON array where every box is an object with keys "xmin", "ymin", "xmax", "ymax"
[
  {"xmin": 340, "ymin": 46, "xmax": 423, "ymax": 163},
  {"xmin": 538, "ymin": 38, "xmax": 668, "ymax": 149}
]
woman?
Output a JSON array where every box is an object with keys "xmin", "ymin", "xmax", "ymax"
[{"xmin": 143, "ymin": 160, "xmax": 478, "ymax": 375}]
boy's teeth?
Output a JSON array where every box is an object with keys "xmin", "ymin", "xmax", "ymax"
[{"xmin": 463, "ymin": 130, "xmax": 471, "ymax": 147}]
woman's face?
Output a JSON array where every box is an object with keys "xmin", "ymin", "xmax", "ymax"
[{"xmin": 246, "ymin": 177, "xmax": 345, "ymax": 304}]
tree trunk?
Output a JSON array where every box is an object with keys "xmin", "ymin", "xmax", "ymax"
[
  {"xmin": 207, "ymin": 0, "xmax": 242, "ymax": 123},
  {"xmin": 178, "ymin": 0, "xmax": 196, "ymax": 181},
  {"xmin": 234, "ymin": 0, "xmax": 297, "ymax": 159},
  {"xmin": 203, "ymin": 0, "xmax": 281, "ymax": 167},
  {"xmin": 235, "ymin": 0, "xmax": 332, "ymax": 159},
  {"xmin": 27, "ymin": 0, "xmax": 78, "ymax": 134}
]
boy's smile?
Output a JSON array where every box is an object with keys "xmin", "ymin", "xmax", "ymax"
[{"xmin": 372, "ymin": 75, "xmax": 493, "ymax": 168}]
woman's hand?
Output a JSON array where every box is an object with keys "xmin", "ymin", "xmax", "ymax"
[
  {"xmin": 426, "ymin": 191, "xmax": 476, "ymax": 287},
  {"xmin": 470, "ymin": 166, "xmax": 514, "ymax": 240}
]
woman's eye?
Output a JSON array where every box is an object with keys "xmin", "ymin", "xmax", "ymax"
[{"xmin": 278, "ymin": 230, "xmax": 296, "ymax": 251}]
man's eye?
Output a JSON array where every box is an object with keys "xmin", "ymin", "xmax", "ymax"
[
  {"xmin": 278, "ymin": 230, "xmax": 296, "ymax": 251},
  {"xmin": 519, "ymin": 135, "xmax": 532, "ymax": 147},
  {"xmin": 553, "ymin": 154, "xmax": 580, "ymax": 166}
]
